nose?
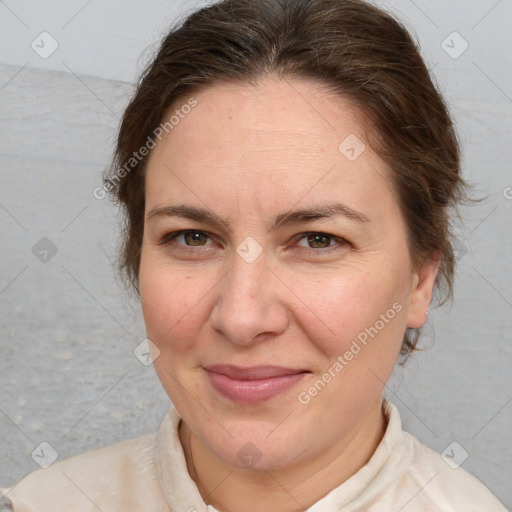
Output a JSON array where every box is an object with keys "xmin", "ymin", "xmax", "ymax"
[{"xmin": 209, "ymin": 254, "xmax": 289, "ymax": 346}]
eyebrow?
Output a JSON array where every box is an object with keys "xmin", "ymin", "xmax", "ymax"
[{"xmin": 146, "ymin": 203, "xmax": 370, "ymax": 230}]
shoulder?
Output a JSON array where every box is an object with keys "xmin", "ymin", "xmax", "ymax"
[
  {"xmin": 401, "ymin": 431, "xmax": 507, "ymax": 511},
  {"xmin": 0, "ymin": 432, "xmax": 162, "ymax": 512},
  {"xmin": 374, "ymin": 402, "xmax": 507, "ymax": 512}
]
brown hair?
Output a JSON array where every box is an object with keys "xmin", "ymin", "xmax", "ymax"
[{"xmin": 105, "ymin": 0, "xmax": 467, "ymax": 358}]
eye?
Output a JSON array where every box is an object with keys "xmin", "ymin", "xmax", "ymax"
[
  {"xmin": 295, "ymin": 232, "xmax": 347, "ymax": 251},
  {"xmin": 161, "ymin": 230, "xmax": 213, "ymax": 247}
]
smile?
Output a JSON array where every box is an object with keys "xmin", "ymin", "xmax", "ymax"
[{"xmin": 203, "ymin": 365, "xmax": 310, "ymax": 404}]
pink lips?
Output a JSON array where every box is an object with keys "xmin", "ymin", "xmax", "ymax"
[{"xmin": 204, "ymin": 364, "xmax": 309, "ymax": 404}]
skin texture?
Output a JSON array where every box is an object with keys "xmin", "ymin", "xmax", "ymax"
[{"xmin": 139, "ymin": 76, "xmax": 437, "ymax": 511}]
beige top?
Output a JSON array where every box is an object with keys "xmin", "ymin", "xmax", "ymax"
[{"xmin": 0, "ymin": 401, "xmax": 506, "ymax": 511}]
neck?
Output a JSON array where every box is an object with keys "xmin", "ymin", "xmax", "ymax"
[{"xmin": 178, "ymin": 399, "xmax": 386, "ymax": 512}]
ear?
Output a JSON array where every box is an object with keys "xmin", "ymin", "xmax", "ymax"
[{"xmin": 406, "ymin": 254, "xmax": 440, "ymax": 329}]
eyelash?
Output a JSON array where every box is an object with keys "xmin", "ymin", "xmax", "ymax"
[{"xmin": 159, "ymin": 230, "xmax": 349, "ymax": 255}]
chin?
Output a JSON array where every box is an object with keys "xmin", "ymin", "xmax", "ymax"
[
  {"xmin": 199, "ymin": 419, "xmax": 311, "ymax": 471},
  {"xmin": 216, "ymin": 440, "xmax": 302, "ymax": 472}
]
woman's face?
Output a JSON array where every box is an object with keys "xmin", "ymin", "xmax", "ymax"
[{"xmin": 139, "ymin": 77, "xmax": 435, "ymax": 470}]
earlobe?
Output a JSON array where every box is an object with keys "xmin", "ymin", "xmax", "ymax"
[{"xmin": 406, "ymin": 258, "xmax": 439, "ymax": 329}]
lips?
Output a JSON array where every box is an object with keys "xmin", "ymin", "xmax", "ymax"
[
  {"xmin": 204, "ymin": 364, "xmax": 308, "ymax": 380},
  {"xmin": 203, "ymin": 364, "xmax": 310, "ymax": 404}
]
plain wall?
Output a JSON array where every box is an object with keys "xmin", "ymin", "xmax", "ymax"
[{"xmin": 1, "ymin": 0, "xmax": 511, "ymax": 507}]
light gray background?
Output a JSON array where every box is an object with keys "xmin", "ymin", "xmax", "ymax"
[{"xmin": 1, "ymin": 0, "xmax": 511, "ymax": 508}]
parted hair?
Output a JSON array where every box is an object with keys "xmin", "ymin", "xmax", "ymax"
[{"xmin": 105, "ymin": 0, "xmax": 467, "ymax": 358}]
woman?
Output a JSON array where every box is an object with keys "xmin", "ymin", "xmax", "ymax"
[{"xmin": 1, "ymin": 0, "xmax": 506, "ymax": 510}]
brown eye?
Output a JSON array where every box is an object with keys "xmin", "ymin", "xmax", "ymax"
[
  {"xmin": 306, "ymin": 233, "xmax": 333, "ymax": 249},
  {"xmin": 294, "ymin": 232, "xmax": 348, "ymax": 254},
  {"xmin": 183, "ymin": 231, "xmax": 209, "ymax": 246},
  {"xmin": 162, "ymin": 230, "xmax": 212, "ymax": 248}
]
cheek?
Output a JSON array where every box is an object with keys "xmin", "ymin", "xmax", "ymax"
[
  {"xmin": 139, "ymin": 256, "xmax": 214, "ymax": 353},
  {"xmin": 296, "ymin": 274, "xmax": 406, "ymax": 410},
  {"xmin": 297, "ymin": 268, "xmax": 405, "ymax": 354}
]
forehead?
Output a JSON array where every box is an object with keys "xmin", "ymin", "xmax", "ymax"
[
  {"xmin": 144, "ymin": 77, "xmax": 396, "ymax": 219},
  {"xmin": 162, "ymin": 77, "xmax": 365, "ymax": 160}
]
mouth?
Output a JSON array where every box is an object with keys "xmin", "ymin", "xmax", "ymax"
[{"xmin": 203, "ymin": 364, "xmax": 311, "ymax": 404}]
